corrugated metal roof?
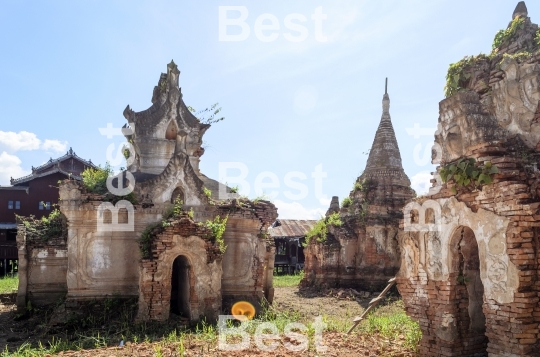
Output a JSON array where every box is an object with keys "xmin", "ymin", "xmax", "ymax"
[
  {"xmin": 269, "ymin": 219, "xmax": 317, "ymax": 238},
  {"xmin": 0, "ymin": 223, "xmax": 17, "ymax": 229}
]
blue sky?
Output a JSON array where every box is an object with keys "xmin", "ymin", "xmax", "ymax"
[{"xmin": 0, "ymin": 0, "xmax": 537, "ymax": 219}]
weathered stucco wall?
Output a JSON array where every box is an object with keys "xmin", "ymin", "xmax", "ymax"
[
  {"xmin": 397, "ymin": 4, "xmax": 540, "ymax": 356},
  {"xmin": 16, "ymin": 228, "xmax": 68, "ymax": 307}
]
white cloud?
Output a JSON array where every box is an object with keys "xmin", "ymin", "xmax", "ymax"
[
  {"xmin": 411, "ymin": 171, "xmax": 433, "ymax": 195},
  {"xmin": 0, "ymin": 131, "xmax": 68, "ymax": 153},
  {"xmin": 0, "ymin": 131, "xmax": 41, "ymax": 151},
  {"xmin": 42, "ymin": 139, "xmax": 68, "ymax": 153},
  {"xmin": 274, "ymin": 199, "xmax": 326, "ymax": 220},
  {"xmin": 0, "ymin": 152, "xmax": 30, "ymax": 185}
]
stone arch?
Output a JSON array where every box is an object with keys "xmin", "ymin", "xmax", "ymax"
[
  {"xmin": 138, "ymin": 235, "xmax": 222, "ymax": 322},
  {"xmin": 424, "ymin": 208, "xmax": 435, "ymax": 224},
  {"xmin": 443, "ymin": 226, "xmax": 487, "ymax": 355},
  {"xmin": 170, "ymin": 186, "xmax": 185, "ymax": 204},
  {"xmin": 170, "ymin": 255, "xmax": 191, "ymax": 319},
  {"xmin": 165, "ymin": 120, "xmax": 178, "ymax": 140},
  {"xmin": 410, "ymin": 209, "xmax": 419, "ymax": 223}
]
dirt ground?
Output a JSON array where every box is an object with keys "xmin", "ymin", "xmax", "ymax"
[{"xmin": 0, "ymin": 288, "xmax": 418, "ymax": 356}]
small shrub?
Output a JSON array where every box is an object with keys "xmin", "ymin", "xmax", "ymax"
[
  {"xmin": 81, "ymin": 163, "xmax": 137, "ymax": 204},
  {"xmin": 305, "ymin": 213, "xmax": 342, "ymax": 245},
  {"xmin": 230, "ymin": 186, "xmax": 239, "ymax": 193},
  {"xmin": 139, "ymin": 222, "xmax": 162, "ymax": 259},
  {"xmin": 342, "ymin": 197, "xmax": 353, "ymax": 208},
  {"xmin": 203, "ymin": 187, "xmax": 212, "ymax": 199},
  {"xmin": 163, "ymin": 197, "xmax": 184, "ymax": 220},
  {"xmin": 199, "ymin": 215, "xmax": 228, "ymax": 253},
  {"xmin": 17, "ymin": 208, "xmax": 67, "ymax": 242},
  {"xmin": 81, "ymin": 163, "xmax": 113, "ymax": 194},
  {"xmin": 536, "ymin": 29, "xmax": 540, "ymax": 45},
  {"xmin": 492, "ymin": 16, "xmax": 526, "ymax": 50},
  {"xmin": 439, "ymin": 158, "xmax": 498, "ymax": 194},
  {"xmin": 444, "ymin": 54, "xmax": 489, "ymax": 98}
]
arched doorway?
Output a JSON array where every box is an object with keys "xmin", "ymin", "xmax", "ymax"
[
  {"xmin": 171, "ymin": 187, "xmax": 185, "ymax": 204},
  {"xmin": 170, "ymin": 255, "xmax": 191, "ymax": 319},
  {"xmin": 449, "ymin": 226, "xmax": 487, "ymax": 355},
  {"xmin": 165, "ymin": 120, "xmax": 178, "ymax": 140}
]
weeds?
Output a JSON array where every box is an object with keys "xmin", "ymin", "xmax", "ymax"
[
  {"xmin": 273, "ymin": 271, "xmax": 304, "ymax": 287},
  {"xmin": 0, "ymin": 275, "xmax": 18, "ymax": 293}
]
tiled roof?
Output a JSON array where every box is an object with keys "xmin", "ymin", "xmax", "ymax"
[
  {"xmin": 10, "ymin": 147, "xmax": 94, "ymax": 185},
  {"xmin": 269, "ymin": 219, "xmax": 317, "ymax": 238}
]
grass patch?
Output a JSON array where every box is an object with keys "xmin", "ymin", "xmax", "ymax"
[
  {"xmin": 1, "ymin": 290, "xmax": 420, "ymax": 356},
  {"xmin": 0, "ymin": 275, "xmax": 18, "ymax": 293},
  {"xmin": 273, "ymin": 271, "xmax": 304, "ymax": 287},
  {"xmin": 358, "ymin": 300, "xmax": 421, "ymax": 351}
]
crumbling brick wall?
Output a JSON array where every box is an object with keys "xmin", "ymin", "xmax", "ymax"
[
  {"xmin": 397, "ymin": 3, "xmax": 540, "ymax": 356},
  {"xmin": 137, "ymin": 215, "xmax": 223, "ymax": 322},
  {"xmin": 302, "ymin": 85, "xmax": 415, "ymax": 291}
]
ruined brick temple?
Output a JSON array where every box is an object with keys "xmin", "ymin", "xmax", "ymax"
[
  {"xmin": 301, "ymin": 80, "xmax": 415, "ymax": 290},
  {"xmin": 16, "ymin": 61, "xmax": 278, "ymax": 322},
  {"xmin": 397, "ymin": 2, "xmax": 540, "ymax": 356}
]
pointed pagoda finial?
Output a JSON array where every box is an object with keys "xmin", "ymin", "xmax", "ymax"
[
  {"xmin": 513, "ymin": 1, "xmax": 527, "ymax": 19},
  {"xmin": 382, "ymin": 78, "xmax": 390, "ymax": 114}
]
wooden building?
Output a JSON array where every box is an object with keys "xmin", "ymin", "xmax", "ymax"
[
  {"xmin": 0, "ymin": 148, "xmax": 94, "ymax": 276},
  {"xmin": 269, "ymin": 219, "xmax": 316, "ymax": 274}
]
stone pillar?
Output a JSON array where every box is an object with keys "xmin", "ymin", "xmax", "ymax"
[
  {"xmin": 16, "ymin": 224, "xmax": 27, "ymax": 310},
  {"xmin": 264, "ymin": 245, "xmax": 276, "ymax": 303}
]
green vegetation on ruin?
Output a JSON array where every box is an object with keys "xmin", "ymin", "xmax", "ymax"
[
  {"xmin": 304, "ymin": 212, "xmax": 343, "ymax": 245},
  {"xmin": 16, "ymin": 207, "xmax": 67, "ymax": 242},
  {"xmin": 198, "ymin": 215, "xmax": 228, "ymax": 253},
  {"xmin": 439, "ymin": 158, "xmax": 499, "ymax": 194},
  {"xmin": 492, "ymin": 16, "xmax": 526, "ymax": 50},
  {"xmin": 444, "ymin": 16, "xmax": 540, "ymax": 98},
  {"xmin": 138, "ymin": 197, "xmax": 228, "ymax": 259},
  {"xmin": 341, "ymin": 196, "xmax": 353, "ymax": 208},
  {"xmin": 81, "ymin": 163, "xmax": 138, "ymax": 204},
  {"xmin": 444, "ymin": 54, "xmax": 489, "ymax": 98}
]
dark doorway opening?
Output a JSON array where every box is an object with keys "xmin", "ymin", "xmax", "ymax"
[
  {"xmin": 451, "ymin": 226, "xmax": 487, "ymax": 355},
  {"xmin": 170, "ymin": 255, "xmax": 190, "ymax": 319}
]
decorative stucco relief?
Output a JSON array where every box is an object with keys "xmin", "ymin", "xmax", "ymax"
[{"xmin": 400, "ymin": 197, "xmax": 518, "ymax": 303}]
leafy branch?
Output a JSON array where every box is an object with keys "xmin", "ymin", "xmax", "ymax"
[
  {"xmin": 188, "ymin": 103, "xmax": 224, "ymax": 125},
  {"xmin": 199, "ymin": 215, "xmax": 228, "ymax": 253},
  {"xmin": 439, "ymin": 158, "xmax": 499, "ymax": 194},
  {"xmin": 17, "ymin": 208, "xmax": 67, "ymax": 242},
  {"xmin": 444, "ymin": 54, "xmax": 489, "ymax": 98},
  {"xmin": 492, "ymin": 16, "xmax": 526, "ymax": 51}
]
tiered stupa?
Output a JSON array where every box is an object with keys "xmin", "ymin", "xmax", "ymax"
[{"xmin": 302, "ymin": 80, "xmax": 415, "ymax": 290}]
